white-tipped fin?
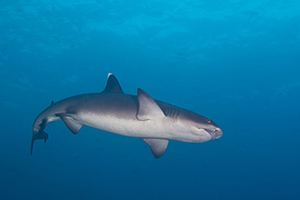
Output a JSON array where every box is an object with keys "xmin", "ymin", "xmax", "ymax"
[
  {"xmin": 101, "ymin": 73, "xmax": 124, "ymax": 93},
  {"xmin": 108, "ymin": 73, "xmax": 113, "ymax": 78}
]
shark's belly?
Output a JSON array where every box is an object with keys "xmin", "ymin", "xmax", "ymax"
[
  {"xmin": 79, "ymin": 112, "xmax": 167, "ymax": 138},
  {"xmin": 62, "ymin": 93, "xmax": 211, "ymax": 142}
]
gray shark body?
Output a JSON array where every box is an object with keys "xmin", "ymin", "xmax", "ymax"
[{"xmin": 31, "ymin": 74, "xmax": 223, "ymax": 158}]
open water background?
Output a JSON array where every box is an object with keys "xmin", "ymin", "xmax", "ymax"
[{"xmin": 0, "ymin": 0, "xmax": 300, "ymax": 199}]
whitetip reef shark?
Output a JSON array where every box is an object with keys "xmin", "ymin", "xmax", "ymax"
[{"xmin": 31, "ymin": 73, "xmax": 223, "ymax": 158}]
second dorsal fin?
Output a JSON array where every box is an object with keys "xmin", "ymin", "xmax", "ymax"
[{"xmin": 101, "ymin": 73, "xmax": 124, "ymax": 94}]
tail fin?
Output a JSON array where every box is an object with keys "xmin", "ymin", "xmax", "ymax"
[{"xmin": 30, "ymin": 131, "xmax": 49, "ymax": 155}]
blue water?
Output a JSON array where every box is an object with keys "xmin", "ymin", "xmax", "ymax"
[{"xmin": 1, "ymin": 0, "xmax": 300, "ymax": 199}]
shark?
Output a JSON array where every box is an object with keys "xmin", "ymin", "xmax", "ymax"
[{"xmin": 31, "ymin": 73, "xmax": 223, "ymax": 158}]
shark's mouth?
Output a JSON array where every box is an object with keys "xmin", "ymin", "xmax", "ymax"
[
  {"xmin": 206, "ymin": 129, "xmax": 217, "ymax": 140},
  {"xmin": 206, "ymin": 128, "xmax": 223, "ymax": 140}
]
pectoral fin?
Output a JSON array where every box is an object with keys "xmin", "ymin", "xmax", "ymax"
[
  {"xmin": 143, "ymin": 138, "xmax": 169, "ymax": 159},
  {"xmin": 137, "ymin": 88, "xmax": 165, "ymax": 121},
  {"xmin": 56, "ymin": 113, "xmax": 83, "ymax": 134}
]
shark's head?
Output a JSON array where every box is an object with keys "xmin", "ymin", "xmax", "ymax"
[{"xmin": 179, "ymin": 110, "xmax": 223, "ymax": 143}]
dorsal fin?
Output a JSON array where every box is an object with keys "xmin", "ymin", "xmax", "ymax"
[
  {"xmin": 101, "ymin": 73, "xmax": 124, "ymax": 93},
  {"xmin": 51, "ymin": 100, "xmax": 55, "ymax": 105}
]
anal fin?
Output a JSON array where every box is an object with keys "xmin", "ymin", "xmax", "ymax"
[
  {"xmin": 143, "ymin": 138, "xmax": 169, "ymax": 159},
  {"xmin": 56, "ymin": 113, "xmax": 83, "ymax": 134}
]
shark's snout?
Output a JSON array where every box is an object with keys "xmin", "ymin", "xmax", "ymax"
[{"xmin": 208, "ymin": 127, "xmax": 223, "ymax": 140}]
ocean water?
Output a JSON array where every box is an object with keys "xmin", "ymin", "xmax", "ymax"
[{"xmin": 1, "ymin": 0, "xmax": 300, "ymax": 199}]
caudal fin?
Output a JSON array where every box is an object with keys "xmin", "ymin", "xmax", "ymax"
[{"xmin": 30, "ymin": 131, "xmax": 49, "ymax": 155}]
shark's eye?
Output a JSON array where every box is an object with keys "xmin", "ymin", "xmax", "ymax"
[{"xmin": 207, "ymin": 120, "xmax": 211, "ymax": 123}]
